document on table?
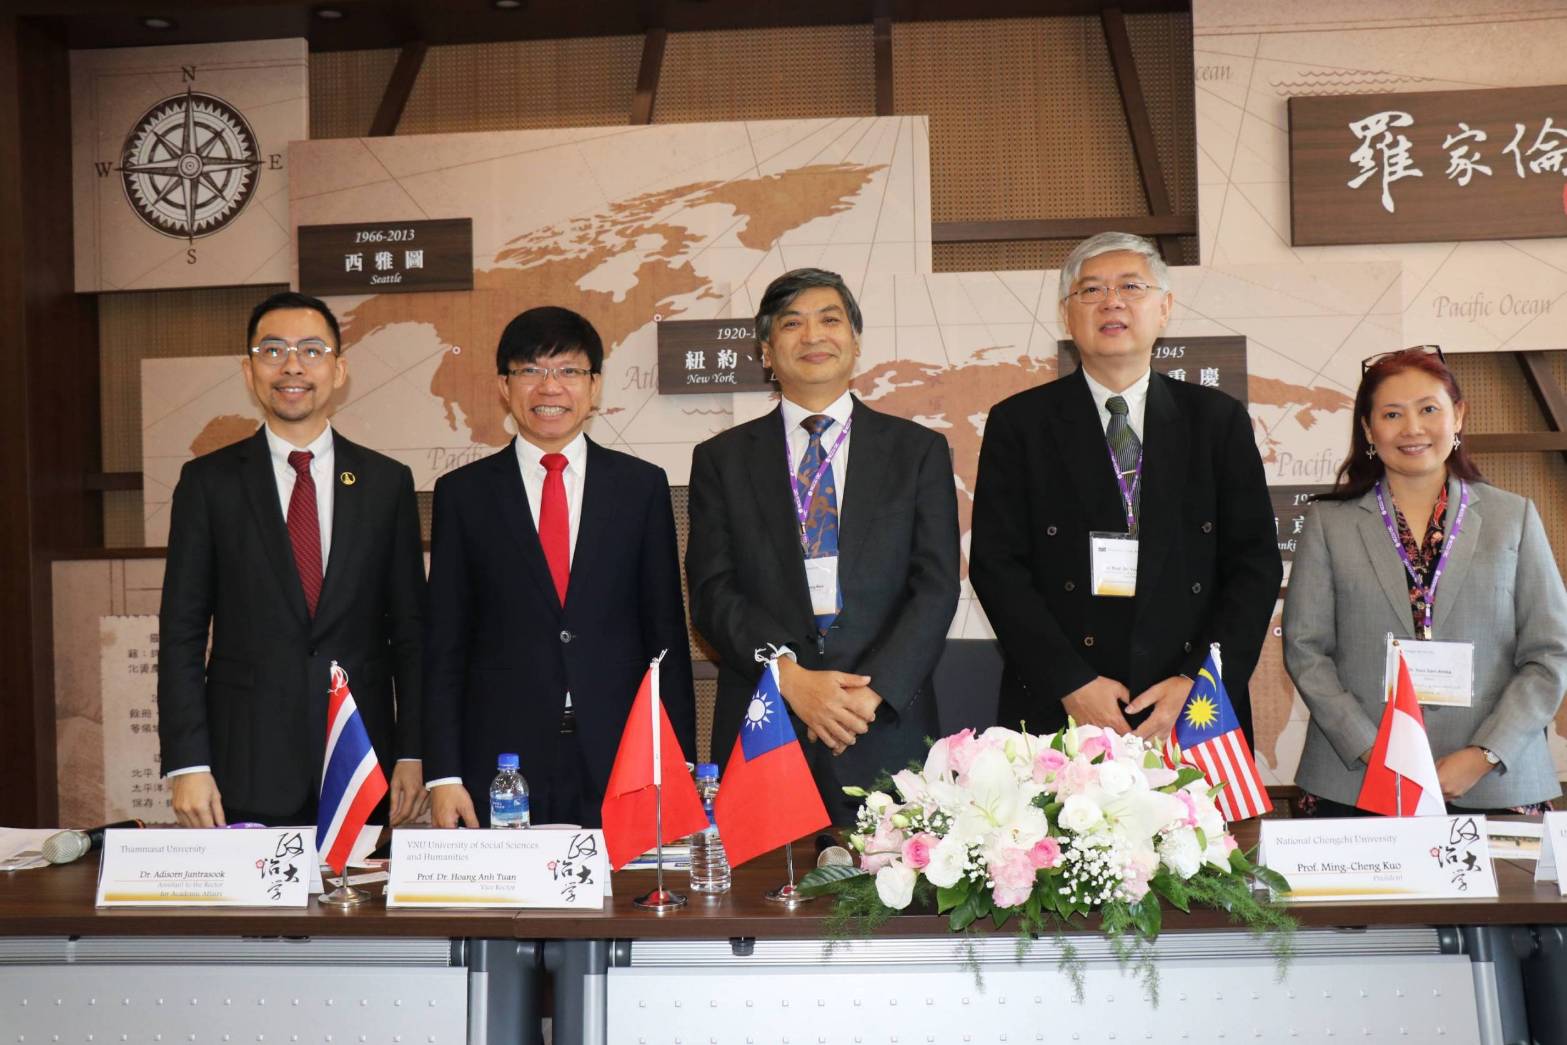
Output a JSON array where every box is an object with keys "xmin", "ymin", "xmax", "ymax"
[{"xmin": 0, "ymin": 828, "xmax": 54, "ymax": 871}]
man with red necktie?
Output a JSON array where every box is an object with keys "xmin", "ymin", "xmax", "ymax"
[
  {"xmin": 422, "ymin": 307, "xmax": 695, "ymax": 828},
  {"xmin": 158, "ymin": 292, "xmax": 428, "ymax": 828}
]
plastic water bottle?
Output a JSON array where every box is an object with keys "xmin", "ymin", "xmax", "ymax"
[
  {"xmin": 488, "ymin": 753, "xmax": 530, "ymax": 829},
  {"xmin": 689, "ymin": 762, "xmax": 730, "ymax": 893}
]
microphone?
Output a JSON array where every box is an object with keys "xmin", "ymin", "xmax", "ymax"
[
  {"xmin": 42, "ymin": 819, "xmax": 146, "ymax": 865},
  {"xmin": 814, "ymin": 832, "xmax": 854, "ymax": 869}
]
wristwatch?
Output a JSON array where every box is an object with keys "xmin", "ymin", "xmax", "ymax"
[{"xmin": 1479, "ymin": 747, "xmax": 1501, "ymax": 766}]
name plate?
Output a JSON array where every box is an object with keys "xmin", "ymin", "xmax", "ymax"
[
  {"xmin": 1534, "ymin": 811, "xmax": 1567, "ymax": 893},
  {"xmin": 385, "ymin": 828, "xmax": 607, "ymax": 909},
  {"xmin": 297, "ymin": 218, "xmax": 474, "ymax": 296},
  {"xmin": 656, "ymin": 318, "xmax": 775, "ymax": 394},
  {"xmin": 95, "ymin": 827, "xmax": 315, "ymax": 907},
  {"xmin": 1259, "ymin": 814, "xmax": 1497, "ymax": 901},
  {"xmin": 1390, "ymin": 638, "xmax": 1474, "ymax": 708}
]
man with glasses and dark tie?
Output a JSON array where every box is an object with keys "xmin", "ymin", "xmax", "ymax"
[
  {"xmin": 422, "ymin": 306, "xmax": 695, "ymax": 828},
  {"xmin": 686, "ymin": 268, "xmax": 959, "ymax": 823},
  {"xmin": 970, "ymin": 233, "xmax": 1280, "ymax": 743},
  {"xmin": 159, "ymin": 291, "xmax": 429, "ymax": 828}
]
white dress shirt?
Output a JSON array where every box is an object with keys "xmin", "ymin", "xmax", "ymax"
[
  {"xmin": 264, "ymin": 421, "xmax": 335, "ymax": 570},
  {"xmin": 780, "ymin": 389, "xmax": 855, "ymax": 523},
  {"xmin": 1082, "ymin": 366, "xmax": 1151, "ymax": 441}
]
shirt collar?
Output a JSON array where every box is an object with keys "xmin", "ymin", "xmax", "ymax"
[
  {"xmin": 264, "ymin": 422, "xmax": 333, "ymax": 466},
  {"xmin": 780, "ymin": 389, "xmax": 855, "ymax": 434},
  {"xmin": 515, "ymin": 431, "xmax": 588, "ymax": 473},
  {"xmin": 1081, "ymin": 366, "xmax": 1151, "ymax": 415}
]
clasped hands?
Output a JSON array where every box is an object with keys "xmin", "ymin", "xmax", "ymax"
[
  {"xmin": 776, "ymin": 656, "xmax": 881, "ymax": 756},
  {"xmin": 1061, "ymin": 674, "xmax": 1192, "ymax": 741}
]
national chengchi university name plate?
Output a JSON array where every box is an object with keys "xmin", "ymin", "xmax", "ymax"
[{"xmin": 297, "ymin": 218, "xmax": 473, "ymax": 296}]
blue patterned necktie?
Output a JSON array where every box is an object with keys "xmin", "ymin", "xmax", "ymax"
[
  {"xmin": 1106, "ymin": 395, "xmax": 1142, "ymax": 536},
  {"xmin": 798, "ymin": 413, "xmax": 842, "ymax": 633}
]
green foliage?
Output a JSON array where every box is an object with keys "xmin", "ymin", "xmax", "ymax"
[{"xmin": 797, "ymin": 864, "xmax": 868, "ymax": 896}]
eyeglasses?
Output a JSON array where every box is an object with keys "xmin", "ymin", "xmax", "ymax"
[
  {"xmin": 1361, "ymin": 344, "xmax": 1445, "ymax": 374},
  {"xmin": 250, "ymin": 337, "xmax": 335, "ymax": 366},
  {"xmin": 505, "ymin": 365, "xmax": 595, "ymax": 385},
  {"xmin": 1065, "ymin": 281, "xmax": 1162, "ymax": 305}
]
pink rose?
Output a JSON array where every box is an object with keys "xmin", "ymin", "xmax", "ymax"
[
  {"xmin": 1055, "ymin": 757, "xmax": 1097, "ymax": 796},
  {"xmin": 946, "ymin": 729, "xmax": 980, "ymax": 775},
  {"xmin": 1027, "ymin": 837, "xmax": 1063, "ymax": 869},
  {"xmin": 1079, "ymin": 734, "xmax": 1111, "ymax": 761},
  {"xmin": 901, "ymin": 833, "xmax": 938, "ymax": 870},
  {"xmin": 860, "ymin": 820, "xmax": 907, "ymax": 874},
  {"xmin": 1032, "ymin": 747, "xmax": 1069, "ymax": 785},
  {"xmin": 987, "ymin": 847, "xmax": 1038, "ymax": 910}
]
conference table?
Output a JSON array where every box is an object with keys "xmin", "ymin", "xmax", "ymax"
[{"xmin": 2, "ymin": 824, "xmax": 1565, "ymax": 1045}]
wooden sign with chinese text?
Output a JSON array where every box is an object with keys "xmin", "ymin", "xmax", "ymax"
[
  {"xmin": 1056, "ymin": 335, "xmax": 1248, "ymax": 406},
  {"xmin": 297, "ymin": 218, "xmax": 473, "ymax": 295},
  {"xmin": 1289, "ymin": 85, "xmax": 1567, "ymax": 246},
  {"xmin": 1270, "ymin": 485, "xmax": 1331, "ymax": 565},
  {"xmin": 657, "ymin": 318, "xmax": 775, "ymax": 394}
]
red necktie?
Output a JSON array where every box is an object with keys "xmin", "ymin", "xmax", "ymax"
[
  {"xmin": 286, "ymin": 450, "xmax": 323, "ymax": 618},
  {"xmin": 539, "ymin": 452, "xmax": 570, "ymax": 605}
]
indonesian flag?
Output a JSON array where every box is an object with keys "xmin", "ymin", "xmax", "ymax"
[
  {"xmin": 317, "ymin": 662, "xmax": 388, "ymax": 876},
  {"xmin": 1356, "ymin": 643, "xmax": 1447, "ymax": 817}
]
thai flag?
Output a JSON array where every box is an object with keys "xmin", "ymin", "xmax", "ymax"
[
  {"xmin": 317, "ymin": 662, "xmax": 387, "ymax": 876},
  {"xmin": 1168, "ymin": 645, "xmax": 1273, "ymax": 822}
]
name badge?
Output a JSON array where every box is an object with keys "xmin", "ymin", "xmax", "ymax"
[
  {"xmin": 1258, "ymin": 814, "xmax": 1497, "ymax": 902},
  {"xmin": 385, "ymin": 827, "xmax": 607, "ymax": 909},
  {"xmin": 95, "ymin": 827, "xmax": 316, "ymax": 907},
  {"xmin": 1389, "ymin": 638, "xmax": 1475, "ymax": 707},
  {"xmin": 803, "ymin": 555, "xmax": 841, "ymax": 616},
  {"xmin": 1089, "ymin": 532, "xmax": 1137, "ymax": 598}
]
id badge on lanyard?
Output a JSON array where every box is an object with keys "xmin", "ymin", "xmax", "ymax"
[{"xmin": 1090, "ymin": 532, "xmax": 1138, "ymax": 597}]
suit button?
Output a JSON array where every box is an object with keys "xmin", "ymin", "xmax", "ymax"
[
  {"xmin": 1183, "ymin": 641, "xmax": 1193, "ymax": 653},
  {"xmin": 1046, "ymin": 525, "xmax": 1058, "ymax": 536},
  {"xmin": 1201, "ymin": 521, "xmax": 1213, "ymax": 533},
  {"xmin": 559, "ymin": 630, "xmax": 574, "ymax": 644},
  {"xmin": 309, "ymin": 647, "xmax": 318, "ymax": 657},
  {"xmin": 1191, "ymin": 582, "xmax": 1203, "ymax": 594},
  {"xmin": 1064, "ymin": 580, "xmax": 1075, "ymax": 592},
  {"xmin": 1083, "ymin": 635, "xmax": 1095, "ymax": 648}
]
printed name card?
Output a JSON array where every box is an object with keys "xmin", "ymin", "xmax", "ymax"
[
  {"xmin": 95, "ymin": 827, "xmax": 315, "ymax": 907},
  {"xmin": 385, "ymin": 828, "xmax": 607, "ymax": 909},
  {"xmin": 1533, "ymin": 811, "xmax": 1567, "ymax": 893},
  {"xmin": 1259, "ymin": 815, "xmax": 1497, "ymax": 901}
]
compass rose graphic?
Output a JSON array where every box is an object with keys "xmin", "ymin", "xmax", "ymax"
[{"xmin": 118, "ymin": 87, "xmax": 262, "ymax": 241}]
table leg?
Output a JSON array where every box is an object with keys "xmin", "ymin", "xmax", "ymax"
[{"xmin": 543, "ymin": 939, "xmax": 608, "ymax": 1045}]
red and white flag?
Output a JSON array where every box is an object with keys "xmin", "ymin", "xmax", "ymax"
[
  {"xmin": 317, "ymin": 662, "xmax": 388, "ymax": 876},
  {"xmin": 1356, "ymin": 643, "xmax": 1446, "ymax": 817}
]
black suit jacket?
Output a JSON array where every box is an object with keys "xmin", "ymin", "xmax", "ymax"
[
  {"xmin": 969, "ymin": 369, "xmax": 1281, "ymax": 738},
  {"xmin": 158, "ymin": 428, "xmax": 426, "ymax": 816},
  {"xmin": 422, "ymin": 438, "xmax": 696, "ymax": 825},
  {"xmin": 686, "ymin": 397, "xmax": 960, "ymax": 822}
]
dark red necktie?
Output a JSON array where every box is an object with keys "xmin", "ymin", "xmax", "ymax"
[
  {"xmin": 286, "ymin": 450, "xmax": 323, "ymax": 617},
  {"xmin": 539, "ymin": 452, "xmax": 570, "ymax": 605}
]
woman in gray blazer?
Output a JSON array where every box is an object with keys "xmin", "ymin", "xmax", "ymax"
[{"xmin": 1284, "ymin": 347, "xmax": 1567, "ymax": 815}]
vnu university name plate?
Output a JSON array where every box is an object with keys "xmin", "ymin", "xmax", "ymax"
[
  {"xmin": 385, "ymin": 828, "xmax": 607, "ymax": 909},
  {"xmin": 1259, "ymin": 815, "xmax": 1497, "ymax": 901},
  {"xmin": 95, "ymin": 827, "xmax": 315, "ymax": 907}
]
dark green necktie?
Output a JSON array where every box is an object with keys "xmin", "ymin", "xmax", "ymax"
[{"xmin": 1106, "ymin": 395, "xmax": 1142, "ymax": 535}]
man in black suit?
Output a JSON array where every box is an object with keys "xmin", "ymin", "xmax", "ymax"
[
  {"xmin": 423, "ymin": 307, "xmax": 695, "ymax": 828},
  {"xmin": 970, "ymin": 232, "xmax": 1280, "ymax": 741},
  {"xmin": 686, "ymin": 268, "xmax": 960, "ymax": 824},
  {"xmin": 158, "ymin": 291, "xmax": 428, "ymax": 828}
]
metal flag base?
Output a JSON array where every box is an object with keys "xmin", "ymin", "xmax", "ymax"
[
  {"xmin": 633, "ymin": 887, "xmax": 688, "ymax": 912},
  {"xmin": 763, "ymin": 881, "xmax": 812, "ymax": 907},
  {"xmin": 318, "ymin": 878, "xmax": 372, "ymax": 908}
]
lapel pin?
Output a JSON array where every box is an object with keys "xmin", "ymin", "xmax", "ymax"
[{"xmin": 340, "ymin": 471, "xmax": 356, "ymax": 486}]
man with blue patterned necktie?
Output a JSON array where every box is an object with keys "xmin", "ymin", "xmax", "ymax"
[{"xmin": 686, "ymin": 268, "xmax": 961, "ymax": 823}]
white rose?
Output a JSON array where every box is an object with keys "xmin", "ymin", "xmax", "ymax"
[
  {"xmin": 1059, "ymin": 794, "xmax": 1104, "ymax": 833},
  {"xmin": 1095, "ymin": 759, "xmax": 1136, "ymax": 796},
  {"xmin": 923, "ymin": 835, "xmax": 969, "ymax": 888},
  {"xmin": 866, "ymin": 791, "xmax": 896, "ymax": 815},
  {"xmin": 1161, "ymin": 827, "xmax": 1202, "ymax": 879},
  {"xmin": 875, "ymin": 862, "xmax": 917, "ymax": 910}
]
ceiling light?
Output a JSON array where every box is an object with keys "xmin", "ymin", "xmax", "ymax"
[
  {"xmin": 493, "ymin": 0, "xmax": 524, "ymax": 9},
  {"xmin": 140, "ymin": 16, "xmax": 176, "ymax": 30},
  {"xmin": 315, "ymin": 6, "xmax": 345, "ymax": 18}
]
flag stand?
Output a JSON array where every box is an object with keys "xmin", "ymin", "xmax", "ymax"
[
  {"xmin": 764, "ymin": 841, "xmax": 813, "ymax": 907},
  {"xmin": 633, "ymin": 650, "xmax": 687, "ymax": 913},
  {"xmin": 318, "ymin": 869, "xmax": 371, "ymax": 908}
]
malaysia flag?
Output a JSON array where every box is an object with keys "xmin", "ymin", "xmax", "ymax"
[
  {"xmin": 1169, "ymin": 645, "xmax": 1273, "ymax": 822},
  {"xmin": 713, "ymin": 658, "xmax": 830, "ymax": 867},
  {"xmin": 1356, "ymin": 643, "xmax": 1447, "ymax": 817},
  {"xmin": 317, "ymin": 662, "xmax": 388, "ymax": 877}
]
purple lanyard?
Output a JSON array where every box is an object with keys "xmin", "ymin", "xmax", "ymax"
[
  {"xmin": 1374, "ymin": 479, "xmax": 1469, "ymax": 640},
  {"xmin": 1103, "ymin": 438, "xmax": 1144, "ymax": 533},
  {"xmin": 783, "ymin": 416, "xmax": 852, "ymax": 547}
]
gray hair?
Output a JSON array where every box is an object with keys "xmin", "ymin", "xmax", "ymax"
[
  {"xmin": 755, "ymin": 267, "xmax": 864, "ymax": 344},
  {"xmin": 1058, "ymin": 232, "xmax": 1170, "ymax": 301}
]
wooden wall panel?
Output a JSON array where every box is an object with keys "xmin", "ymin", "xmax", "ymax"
[
  {"xmin": 310, "ymin": 47, "xmax": 400, "ymax": 139},
  {"xmin": 656, "ymin": 24, "xmax": 874, "ymax": 122}
]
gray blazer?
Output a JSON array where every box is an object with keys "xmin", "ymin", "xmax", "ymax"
[{"xmin": 1283, "ymin": 479, "xmax": 1567, "ymax": 808}]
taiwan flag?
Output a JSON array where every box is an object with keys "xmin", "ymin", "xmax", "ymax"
[
  {"xmin": 1168, "ymin": 645, "xmax": 1272, "ymax": 822},
  {"xmin": 712, "ymin": 658, "xmax": 830, "ymax": 867}
]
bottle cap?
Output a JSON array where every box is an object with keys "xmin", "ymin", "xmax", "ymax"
[
  {"xmin": 695, "ymin": 762, "xmax": 718, "ymax": 779},
  {"xmin": 497, "ymin": 753, "xmax": 519, "ymax": 770}
]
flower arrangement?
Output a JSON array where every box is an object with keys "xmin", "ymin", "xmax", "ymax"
[{"xmin": 798, "ymin": 722, "xmax": 1293, "ymax": 991}]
